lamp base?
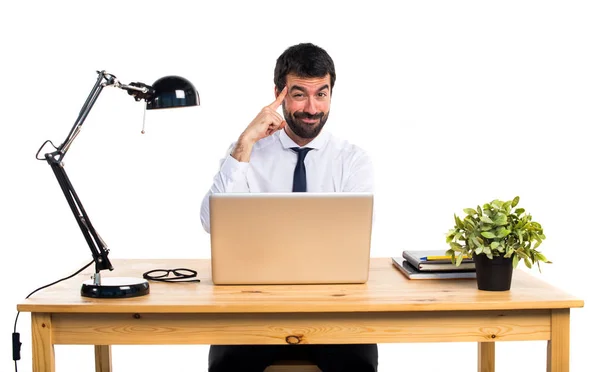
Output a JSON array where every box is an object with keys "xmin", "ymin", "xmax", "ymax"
[{"xmin": 81, "ymin": 277, "xmax": 150, "ymax": 298}]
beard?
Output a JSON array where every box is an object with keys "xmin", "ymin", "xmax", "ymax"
[{"xmin": 283, "ymin": 103, "xmax": 329, "ymax": 139}]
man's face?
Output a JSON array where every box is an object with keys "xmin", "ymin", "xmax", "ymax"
[{"xmin": 280, "ymin": 74, "xmax": 331, "ymax": 139}]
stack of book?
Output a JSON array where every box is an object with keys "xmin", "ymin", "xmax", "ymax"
[{"xmin": 392, "ymin": 250, "xmax": 476, "ymax": 279}]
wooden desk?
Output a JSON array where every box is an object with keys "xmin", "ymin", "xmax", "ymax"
[{"xmin": 17, "ymin": 258, "xmax": 583, "ymax": 372}]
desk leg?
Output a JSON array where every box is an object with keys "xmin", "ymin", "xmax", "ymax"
[
  {"xmin": 547, "ymin": 309, "xmax": 570, "ymax": 372},
  {"xmin": 32, "ymin": 313, "xmax": 55, "ymax": 372},
  {"xmin": 477, "ymin": 342, "xmax": 495, "ymax": 372},
  {"xmin": 95, "ymin": 345, "xmax": 112, "ymax": 372}
]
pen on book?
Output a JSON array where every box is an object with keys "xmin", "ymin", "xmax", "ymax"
[{"xmin": 420, "ymin": 255, "xmax": 471, "ymax": 261}]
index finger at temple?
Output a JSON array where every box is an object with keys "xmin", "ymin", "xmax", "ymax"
[{"xmin": 269, "ymin": 86, "xmax": 288, "ymax": 109}]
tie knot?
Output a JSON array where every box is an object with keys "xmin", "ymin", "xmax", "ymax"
[{"xmin": 291, "ymin": 147, "xmax": 313, "ymax": 161}]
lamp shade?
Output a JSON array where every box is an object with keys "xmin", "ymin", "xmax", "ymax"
[{"xmin": 146, "ymin": 76, "xmax": 200, "ymax": 110}]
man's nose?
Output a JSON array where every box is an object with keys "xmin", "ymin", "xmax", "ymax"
[{"xmin": 303, "ymin": 97, "xmax": 318, "ymax": 115}]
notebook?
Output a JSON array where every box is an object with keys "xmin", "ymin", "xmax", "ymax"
[
  {"xmin": 401, "ymin": 250, "xmax": 475, "ymax": 271},
  {"xmin": 209, "ymin": 192, "xmax": 374, "ymax": 285},
  {"xmin": 392, "ymin": 257, "xmax": 477, "ymax": 280}
]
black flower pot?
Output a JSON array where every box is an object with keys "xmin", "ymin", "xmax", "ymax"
[{"xmin": 473, "ymin": 254, "xmax": 514, "ymax": 291}]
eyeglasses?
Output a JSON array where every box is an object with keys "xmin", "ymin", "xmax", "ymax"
[{"xmin": 142, "ymin": 268, "xmax": 200, "ymax": 283}]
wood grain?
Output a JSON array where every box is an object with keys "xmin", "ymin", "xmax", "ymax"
[
  {"xmin": 17, "ymin": 258, "xmax": 584, "ymax": 314},
  {"xmin": 478, "ymin": 342, "xmax": 495, "ymax": 372},
  {"xmin": 547, "ymin": 309, "xmax": 570, "ymax": 372},
  {"xmin": 50, "ymin": 310, "xmax": 551, "ymax": 345},
  {"xmin": 94, "ymin": 345, "xmax": 111, "ymax": 372},
  {"xmin": 32, "ymin": 313, "xmax": 55, "ymax": 372}
]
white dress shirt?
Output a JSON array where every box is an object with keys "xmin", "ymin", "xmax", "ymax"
[{"xmin": 200, "ymin": 129, "xmax": 374, "ymax": 232}]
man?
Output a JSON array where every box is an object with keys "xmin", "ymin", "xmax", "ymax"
[{"xmin": 200, "ymin": 43, "xmax": 377, "ymax": 372}]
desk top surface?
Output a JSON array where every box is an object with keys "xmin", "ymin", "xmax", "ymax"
[{"xmin": 17, "ymin": 258, "xmax": 583, "ymax": 313}]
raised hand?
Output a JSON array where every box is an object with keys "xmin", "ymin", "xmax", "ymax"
[
  {"xmin": 231, "ymin": 87, "xmax": 288, "ymax": 162},
  {"xmin": 241, "ymin": 86, "xmax": 288, "ymax": 144}
]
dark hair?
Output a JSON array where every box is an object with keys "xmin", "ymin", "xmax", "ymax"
[{"xmin": 274, "ymin": 43, "xmax": 336, "ymax": 92}]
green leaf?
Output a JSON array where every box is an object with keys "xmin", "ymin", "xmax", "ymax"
[
  {"xmin": 515, "ymin": 208, "xmax": 525, "ymax": 216},
  {"xmin": 470, "ymin": 235, "xmax": 483, "ymax": 247},
  {"xmin": 535, "ymin": 252, "xmax": 549, "ymax": 262},
  {"xmin": 511, "ymin": 196, "xmax": 520, "ymax": 208},
  {"xmin": 491, "ymin": 200, "xmax": 503, "ymax": 209},
  {"xmin": 454, "ymin": 214, "xmax": 464, "ymax": 229},
  {"xmin": 490, "ymin": 241, "xmax": 500, "ymax": 249},
  {"xmin": 456, "ymin": 255, "xmax": 464, "ymax": 266},
  {"xmin": 495, "ymin": 227, "xmax": 511, "ymax": 238},
  {"xmin": 493, "ymin": 213, "xmax": 508, "ymax": 226},
  {"xmin": 475, "ymin": 247, "xmax": 484, "ymax": 255},
  {"xmin": 450, "ymin": 242, "xmax": 463, "ymax": 251},
  {"xmin": 464, "ymin": 208, "xmax": 477, "ymax": 216},
  {"xmin": 481, "ymin": 231, "xmax": 495, "ymax": 239},
  {"xmin": 445, "ymin": 233, "xmax": 454, "ymax": 243},
  {"xmin": 477, "ymin": 205, "xmax": 482, "ymax": 216},
  {"xmin": 512, "ymin": 254, "xmax": 519, "ymax": 268},
  {"xmin": 481, "ymin": 216, "xmax": 494, "ymax": 224},
  {"xmin": 464, "ymin": 217, "xmax": 475, "ymax": 229}
]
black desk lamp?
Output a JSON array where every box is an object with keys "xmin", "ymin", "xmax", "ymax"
[{"xmin": 36, "ymin": 70, "xmax": 199, "ymax": 298}]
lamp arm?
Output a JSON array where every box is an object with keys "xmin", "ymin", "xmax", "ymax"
[
  {"xmin": 45, "ymin": 152, "xmax": 113, "ymax": 274},
  {"xmin": 55, "ymin": 71, "xmax": 152, "ymax": 159},
  {"xmin": 57, "ymin": 71, "xmax": 110, "ymax": 158},
  {"xmin": 39, "ymin": 70, "xmax": 118, "ymax": 277}
]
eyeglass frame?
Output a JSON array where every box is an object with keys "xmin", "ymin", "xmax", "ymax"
[{"xmin": 142, "ymin": 268, "xmax": 200, "ymax": 283}]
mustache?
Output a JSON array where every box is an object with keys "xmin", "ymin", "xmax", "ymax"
[{"xmin": 293, "ymin": 112, "xmax": 324, "ymax": 120}]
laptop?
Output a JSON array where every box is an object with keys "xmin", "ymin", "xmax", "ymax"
[{"xmin": 209, "ymin": 192, "xmax": 374, "ymax": 285}]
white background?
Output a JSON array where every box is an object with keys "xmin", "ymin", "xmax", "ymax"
[{"xmin": 2, "ymin": 1, "xmax": 598, "ymax": 371}]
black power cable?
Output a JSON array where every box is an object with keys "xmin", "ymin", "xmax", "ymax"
[{"xmin": 12, "ymin": 260, "xmax": 94, "ymax": 372}]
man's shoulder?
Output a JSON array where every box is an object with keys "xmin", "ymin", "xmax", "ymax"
[
  {"xmin": 253, "ymin": 133, "xmax": 281, "ymax": 152},
  {"xmin": 226, "ymin": 134, "xmax": 280, "ymax": 156},
  {"xmin": 325, "ymin": 131, "xmax": 371, "ymax": 158}
]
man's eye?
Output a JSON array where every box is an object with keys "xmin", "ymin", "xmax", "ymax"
[
  {"xmin": 318, "ymin": 92, "xmax": 328, "ymax": 97},
  {"xmin": 293, "ymin": 94, "xmax": 304, "ymax": 98}
]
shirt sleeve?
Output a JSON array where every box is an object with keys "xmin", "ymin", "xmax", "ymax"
[
  {"xmin": 343, "ymin": 148, "xmax": 376, "ymax": 228},
  {"xmin": 200, "ymin": 143, "xmax": 251, "ymax": 233},
  {"xmin": 342, "ymin": 148, "xmax": 375, "ymax": 193}
]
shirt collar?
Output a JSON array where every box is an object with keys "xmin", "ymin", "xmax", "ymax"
[{"xmin": 278, "ymin": 127, "xmax": 329, "ymax": 150}]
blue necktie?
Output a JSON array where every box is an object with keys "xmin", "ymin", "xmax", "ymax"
[{"xmin": 291, "ymin": 147, "xmax": 313, "ymax": 192}]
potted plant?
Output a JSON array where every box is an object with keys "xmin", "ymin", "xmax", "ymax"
[{"xmin": 445, "ymin": 196, "xmax": 551, "ymax": 291}]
